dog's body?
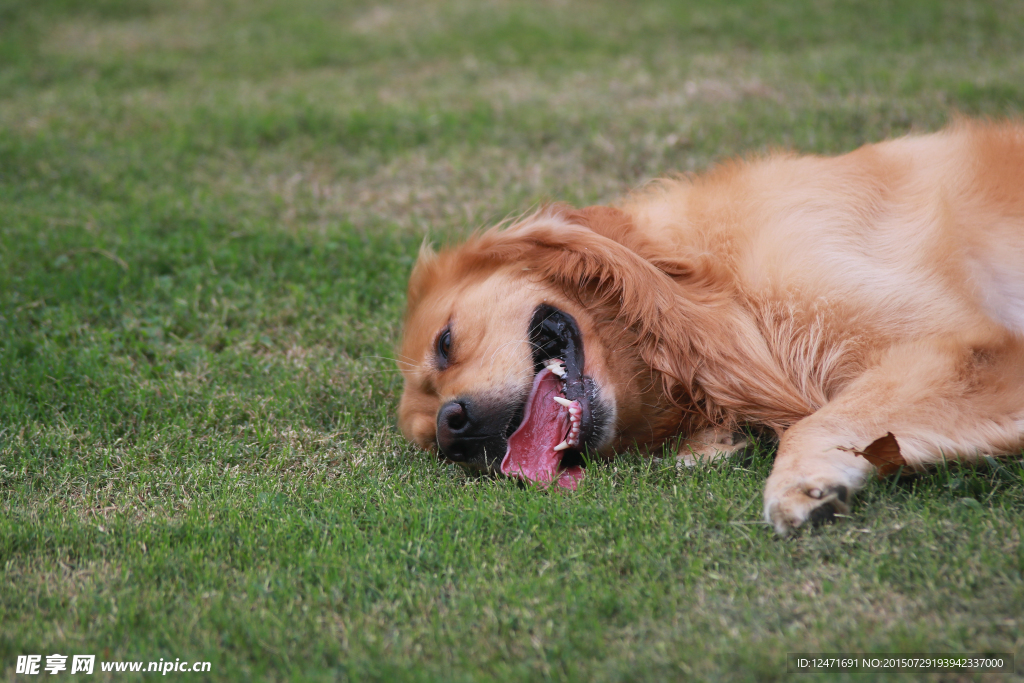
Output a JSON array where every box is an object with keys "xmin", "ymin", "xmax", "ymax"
[{"xmin": 397, "ymin": 120, "xmax": 1024, "ymax": 534}]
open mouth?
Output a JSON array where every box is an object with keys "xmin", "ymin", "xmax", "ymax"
[{"xmin": 500, "ymin": 305, "xmax": 598, "ymax": 489}]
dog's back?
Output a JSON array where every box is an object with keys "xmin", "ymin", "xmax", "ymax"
[{"xmin": 621, "ymin": 120, "xmax": 1024, "ymax": 348}]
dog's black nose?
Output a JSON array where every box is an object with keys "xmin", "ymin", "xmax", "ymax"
[
  {"xmin": 436, "ymin": 400, "xmax": 471, "ymax": 460},
  {"xmin": 434, "ymin": 396, "xmax": 517, "ymax": 470}
]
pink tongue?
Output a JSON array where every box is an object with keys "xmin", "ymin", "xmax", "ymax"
[{"xmin": 500, "ymin": 368, "xmax": 584, "ymax": 490}]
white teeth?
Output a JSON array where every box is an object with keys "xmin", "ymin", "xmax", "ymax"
[
  {"xmin": 546, "ymin": 361, "xmax": 566, "ymax": 377},
  {"xmin": 552, "ymin": 393, "xmax": 583, "ymax": 453}
]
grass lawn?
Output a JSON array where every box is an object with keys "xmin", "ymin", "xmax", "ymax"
[{"xmin": 2, "ymin": 0, "xmax": 1024, "ymax": 680}]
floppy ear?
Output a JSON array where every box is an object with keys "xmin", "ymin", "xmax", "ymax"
[
  {"xmin": 475, "ymin": 206, "xmax": 813, "ymax": 426},
  {"xmin": 497, "ymin": 206, "xmax": 729, "ymax": 335},
  {"xmin": 496, "ymin": 208, "xmax": 691, "ymax": 343},
  {"xmin": 565, "ymin": 205, "xmax": 729, "ymax": 295},
  {"xmin": 405, "ymin": 204, "xmax": 719, "ymax": 327},
  {"xmin": 563, "ymin": 205, "xmax": 637, "ymax": 246},
  {"xmin": 463, "ymin": 209, "xmax": 726, "ymax": 421}
]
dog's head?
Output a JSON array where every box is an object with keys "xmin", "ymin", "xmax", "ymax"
[{"xmin": 397, "ymin": 205, "xmax": 701, "ymax": 487}]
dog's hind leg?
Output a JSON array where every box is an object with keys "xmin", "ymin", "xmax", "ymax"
[{"xmin": 763, "ymin": 333, "xmax": 1024, "ymax": 536}]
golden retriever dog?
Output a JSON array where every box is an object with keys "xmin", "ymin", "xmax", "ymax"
[{"xmin": 397, "ymin": 120, "xmax": 1024, "ymax": 535}]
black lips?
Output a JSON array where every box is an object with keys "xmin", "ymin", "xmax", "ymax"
[
  {"xmin": 528, "ymin": 304, "xmax": 586, "ymax": 401},
  {"xmin": 528, "ymin": 304, "xmax": 603, "ymax": 457}
]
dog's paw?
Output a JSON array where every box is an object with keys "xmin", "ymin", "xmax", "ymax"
[
  {"xmin": 763, "ymin": 479, "xmax": 851, "ymax": 536},
  {"xmin": 677, "ymin": 428, "xmax": 752, "ymax": 466}
]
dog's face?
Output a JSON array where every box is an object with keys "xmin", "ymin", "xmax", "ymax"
[
  {"xmin": 398, "ymin": 264, "xmax": 619, "ymax": 486},
  {"xmin": 397, "ymin": 209, "xmax": 688, "ymax": 487}
]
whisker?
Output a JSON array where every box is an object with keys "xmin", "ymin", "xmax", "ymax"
[
  {"xmin": 358, "ymin": 366, "xmax": 406, "ymax": 374},
  {"xmin": 362, "ymin": 354, "xmax": 419, "ymax": 369}
]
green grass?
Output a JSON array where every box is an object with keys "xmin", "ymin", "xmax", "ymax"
[{"xmin": 2, "ymin": 0, "xmax": 1023, "ymax": 681}]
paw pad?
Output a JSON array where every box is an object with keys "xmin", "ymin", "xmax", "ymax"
[{"xmin": 806, "ymin": 485, "xmax": 849, "ymax": 527}]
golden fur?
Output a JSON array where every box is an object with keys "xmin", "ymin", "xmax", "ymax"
[{"xmin": 398, "ymin": 120, "xmax": 1024, "ymax": 534}]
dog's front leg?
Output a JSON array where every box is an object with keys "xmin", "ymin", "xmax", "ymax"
[
  {"xmin": 763, "ymin": 337, "xmax": 1024, "ymax": 536},
  {"xmin": 762, "ymin": 424, "xmax": 876, "ymax": 536}
]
